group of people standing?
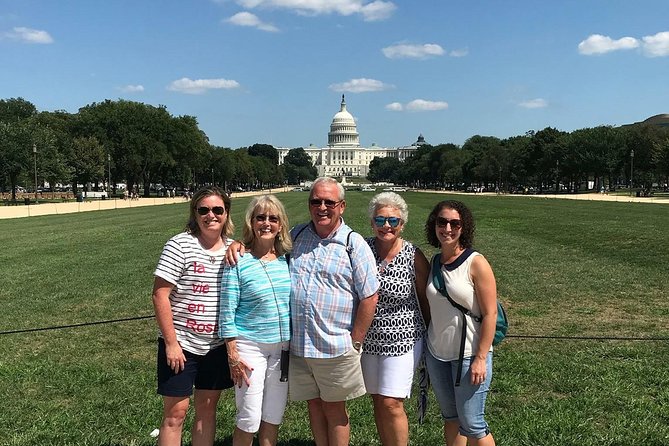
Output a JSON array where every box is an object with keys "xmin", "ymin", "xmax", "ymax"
[{"xmin": 151, "ymin": 176, "xmax": 499, "ymax": 446}]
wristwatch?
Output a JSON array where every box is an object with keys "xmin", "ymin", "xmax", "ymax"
[{"xmin": 353, "ymin": 341, "xmax": 362, "ymax": 351}]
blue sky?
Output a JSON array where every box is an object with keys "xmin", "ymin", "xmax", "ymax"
[{"xmin": 2, "ymin": 0, "xmax": 669, "ymax": 149}]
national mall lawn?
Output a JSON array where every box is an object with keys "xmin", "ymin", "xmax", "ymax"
[{"xmin": 1, "ymin": 191, "xmax": 668, "ymax": 446}]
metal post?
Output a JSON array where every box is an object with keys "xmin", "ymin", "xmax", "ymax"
[
  {"xmin": 107, "ymin": 154, "xmax": 112, "ymax": 194},
  {"xmin": 630, "ymin": 150, "xmax": 634, "ymax": 196},
  {"xmin": 33, "ymin": 144, "xmax": 38, "ymax": 201}
]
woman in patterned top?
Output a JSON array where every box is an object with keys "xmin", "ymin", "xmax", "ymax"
[
  {"xmin": 152, "ymin": 186, "xmax": 235, "ymax": 446},
  {"xmin": 362, "ymin": 192, "xmax": 430, "ymax": 446}
]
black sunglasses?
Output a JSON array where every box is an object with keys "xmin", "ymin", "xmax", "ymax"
[
  {"xmin": 255, "ymin": 214, "xmax": 280, "ymax": 224},
  {"xmin": 436, "ymin": 217, "xmax": 462, "ymax": 229},
  {"xmin": 374, "ymin": 216, "xmax": 402, "ymax": 228},
  {"xmin": 309, "ymin": 199, "xmax": 342, "ymax": 209},
  {"xmin": 197, "ymin": 206, "xmax": 225, "ymax": 216}
]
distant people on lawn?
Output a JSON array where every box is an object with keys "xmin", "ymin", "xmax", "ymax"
[
  {"xmin": 151, "ymin": 186, "xmax": 234, "ymax": 446},
  {"xmin": 361, "ymin": 192, "xmax": 430, "ymax": 446},
  {"xmin": 219, "ymin": 195, "xmax": 292, "ymax": 446},
  {"xmin": 227, "ymin": 176, "xmax": 380, "ymax": 446},
  {"xmin": 424, "ymin": 200, "xmax": 498, "ymax": 446}
]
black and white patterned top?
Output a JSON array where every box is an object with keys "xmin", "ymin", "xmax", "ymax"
[{"xmin": 363, "ymin": 237, "xmax": 426, "ymax": 356}]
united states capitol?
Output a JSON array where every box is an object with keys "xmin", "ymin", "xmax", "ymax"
[{"xmin": 276, "ymin": 95, "xmax": 426, "ymax": 178}]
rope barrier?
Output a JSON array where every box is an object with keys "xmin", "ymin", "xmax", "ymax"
[
  {"xmin": 0, "ymin": 315, "xmax": 154, "ymax": 335},
  {"xmin": 0, "ymin": 316, "xmax": 667, "ymax": 342},
  {"xmin": 506, "ymin": 334, "xmax": 669, "ymax": 342}
]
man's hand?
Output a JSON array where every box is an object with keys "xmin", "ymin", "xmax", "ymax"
[{"xmin": 224, "ymin": 240, "xmax": 246, "ymax": 266}]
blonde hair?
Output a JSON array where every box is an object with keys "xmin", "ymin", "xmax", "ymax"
[{"xmin": 242, "ymin": 195, "xmax": 292, "ymax": 256}]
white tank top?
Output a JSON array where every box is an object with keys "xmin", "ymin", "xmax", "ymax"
[{"xmin": 426, "ymin": 249, "xmax": 492, "ymax": 362}]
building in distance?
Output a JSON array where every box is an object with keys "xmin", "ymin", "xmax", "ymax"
[{"xmin": 277, "ymin": 95, "xmax": 425, "ymax": 178}]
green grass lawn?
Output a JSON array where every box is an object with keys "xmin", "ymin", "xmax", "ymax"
[{"xmin": 1, "ymin": 191, "xmax": 668, "ymax": 445}]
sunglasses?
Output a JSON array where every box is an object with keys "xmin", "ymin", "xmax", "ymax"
[
  {"xmin": 309, "ymin": 199, "xmax": 342, "ymax": 209},
  {"xmin": 436, "ymin": 217, "xmax": 462, "ymax": 229},
  {"xmin": 197, "ymin": 206, "xmax": 225, "ymax": 216},
  {"xmin": 374, "ymin": 216, "xmax": 402, "ymax": 228},
  {"xmin": 255, "ymin": 214, "xmax": 280, "ymax": 224}
]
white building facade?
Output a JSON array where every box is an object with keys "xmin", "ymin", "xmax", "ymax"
[{"xmin": 277, "ymin": 95, "xmax": 425, "ymax": 178}]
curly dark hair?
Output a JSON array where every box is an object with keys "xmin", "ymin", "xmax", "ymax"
[
  {"xmin": 186, "ymin": 186, "xmax": 234, "ymax": 237},
  {"xmin": 425, "ymin": 200, "xmax": 475, "ymax": 249}
]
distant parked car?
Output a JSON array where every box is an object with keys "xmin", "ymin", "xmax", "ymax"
[
  {"xmin": 291, "ymin": 187, "xmax": 303, "ymax": 191},
  {"xmin": 361, "ymin": 186, "xmax": 375, "ymax": 192}
]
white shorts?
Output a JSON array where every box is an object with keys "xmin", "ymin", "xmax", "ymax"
[
  {"xmin": 361, "ymin": 339, "xmax": 422, "ymax": 399},
  {"xmin": 234, "ymin": 337, "xmax": 289, "ymax": 433}
]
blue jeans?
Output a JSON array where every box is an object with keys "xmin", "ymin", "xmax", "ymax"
[{"xmin": 425, "ymin": 349, "xmax": 493, "ymax": 439}]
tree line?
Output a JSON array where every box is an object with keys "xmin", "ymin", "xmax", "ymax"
[
  {"xmin": 369, "ymin": 125, "xmax": 669, "ymax": 194},
  {"xmin": 2, "ymin": 97, "xmax": 668, "ymax": 201},
  {"xmin": 0, "ymin": 98, "xmax": 317, "ymax": 200}
]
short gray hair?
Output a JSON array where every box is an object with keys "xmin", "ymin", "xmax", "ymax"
[
  {"xmin": 310, "ymin": 177, "xmax": 345, "ymax": 201},
  {"xmin": 368, "ymin": 192, "xmax": 408, "ymax": 224}
]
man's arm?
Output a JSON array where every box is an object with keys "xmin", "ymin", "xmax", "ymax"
[{"xmin": 350, "ymin": 292, "xmax": 378, "ymax": 344}]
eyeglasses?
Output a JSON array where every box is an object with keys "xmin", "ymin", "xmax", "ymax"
[
  {"xmin": 436, "ymin": 217, "xmax": 462, "ymax": 229},
  {"xmin": 254, "ymin": 214, "xmax": 280, "ymax": 224},
  {"xmin": 197, "ymin": 206, "xmax": 225, "ymax": 216},
  {"xmin": 373, "ymin": 216, "xmax": 402, "ymax": 228},
  {"xmin": 309, "ymin": 199, "xmax": 342, "ymax": 209}
]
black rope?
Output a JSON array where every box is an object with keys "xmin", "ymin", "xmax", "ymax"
[
  {"xmin": 0, "ymin": 314, "xmax": 154, "ymax": 335},
  {"xmin": 1, "ymin": 318, "xmax": 668, "ymax": 342},
  {"xmin": 506, "ymin": 334, "xmax": 669, "ymax": 342}
]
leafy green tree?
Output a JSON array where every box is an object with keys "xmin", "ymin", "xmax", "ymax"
[
  {"xmin": 31, "ymin": 111, "xmax": 76, "ymax": 193},
  {"xmin": 283, "ymin": 148, "xmax": 317, "ymax": 183},
  {"xmin": 0, "ymin": 120, "xmax": 32, "ymax": 200},
  {"xmin": 0, "ymin": 97, "xmax": 37, "ymax": 123},
  {"xmin": 70, "ymin": 136, "xmax": 105, "ymax": 193},
  {"xmin": 247, "ymin": 143, "xmax": 279, "ymax": 165},
  {"xmin": 367, "ymin": 156, "xmax": 402, "ymax": 183}
]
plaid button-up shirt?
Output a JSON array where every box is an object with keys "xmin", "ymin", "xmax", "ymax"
[{"xmin": 289, "ymin": 221, "xmax": 379, "ymax": 358}]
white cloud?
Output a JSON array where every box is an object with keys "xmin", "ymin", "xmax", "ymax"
[
  {"xmin": 167, "ymin": 77, "xmax": 241, "ymax": 94},
  {"xmin": 406, "ymin": 99, "xmax": 448, "ymax": 112},
  {"xmin": 234, "ymin": 0, "xmax": 396, "ymax": 21},
  {"xmin": 226, "ymin": 12, "xmax": 279, "ymax": 32},
  {"xmin": 578, "ymin": 34, "xmax": 639, "ymax": 55},
  {"xmin": 449, "ymin": 48, "xmax": 468, "ymax": 57},
  {"xmin": 642, "ymin": 31, "xmax": 669, "ymax": 57},
  {"xmin": 518, "ymin": 98, "xmax": 548, "ymax": 109},
  {"xmin": 382, "ymin": 43, "xmax": 445, "ymax": 59},
  {"xmin": 118, "ymin": 85, "xmax": 145, "ymax": 93},
  {"xmin": 359, "ymin": 1, "xmax": 396, "ymax": 21},
  {"xmin": 328, "ymin": 78, "xmax": 393, "ymax": 93},
  {"xmin": 3, "ymin": 26, "xmax": 53, "ymax": 44},
  {"xmin": 385, "ymin": 99, "xmax": 448, "ymax": 112}
]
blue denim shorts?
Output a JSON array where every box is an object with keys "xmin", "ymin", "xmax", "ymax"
[{"xmin": 425, "ymin": 349, "xmax": 493, "ymax": 439}]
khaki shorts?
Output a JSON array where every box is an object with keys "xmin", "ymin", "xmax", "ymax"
[{"xmin": 289, "ymin": 347, "xmax": 366, "ymax": 402}]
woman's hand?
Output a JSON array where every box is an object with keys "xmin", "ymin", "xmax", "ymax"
[
  {"xmin": 228, "ymin": 356, "xmax": 253, "ymax": 388},
  {"xmin": 470, "ymin": 355, "xmax": 487, "ymax": 385},
  {"xmin": 165, "ymin": 341, "xmax": 186, "ymax": 373},
  {"xmin": 224, "ymin": 240, "xmax": 246, "ymax": 266}
]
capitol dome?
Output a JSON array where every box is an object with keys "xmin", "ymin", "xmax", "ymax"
[{"xmin": 328, "ymin": 95, "xmax": 360, "ymax": 147}]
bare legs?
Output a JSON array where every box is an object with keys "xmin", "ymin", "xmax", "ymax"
[
  {"xmin": 307, "ymin": 398, "xmax": 350, "ymax": 446},
  {"xmin": 444, "ymin": 420, "xmax": 495, "ymax": 446},
  {"xmin": 232, "ymin": 421, "xmax": 279, "ymax": 446},
  {"xmin": 371, "ymin": 394, "xmax": 408, "ymax": 446},
  {"xmin": 158, "ymin": 389, "xmax": 222, "ymax": 446}
]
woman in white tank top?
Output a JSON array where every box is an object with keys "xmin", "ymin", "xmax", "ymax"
[{"xmin": 423, "ymin": 200, "xmax": 498, "ymax": 446}]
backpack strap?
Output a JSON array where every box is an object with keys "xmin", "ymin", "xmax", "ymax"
[
  {"xmin": 431, "ymin": 254, "xmax": 478, "ymax": 386},
  {"xmin": 287, "ymin": 223, "xmax": 355, "ymax": 265}
]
